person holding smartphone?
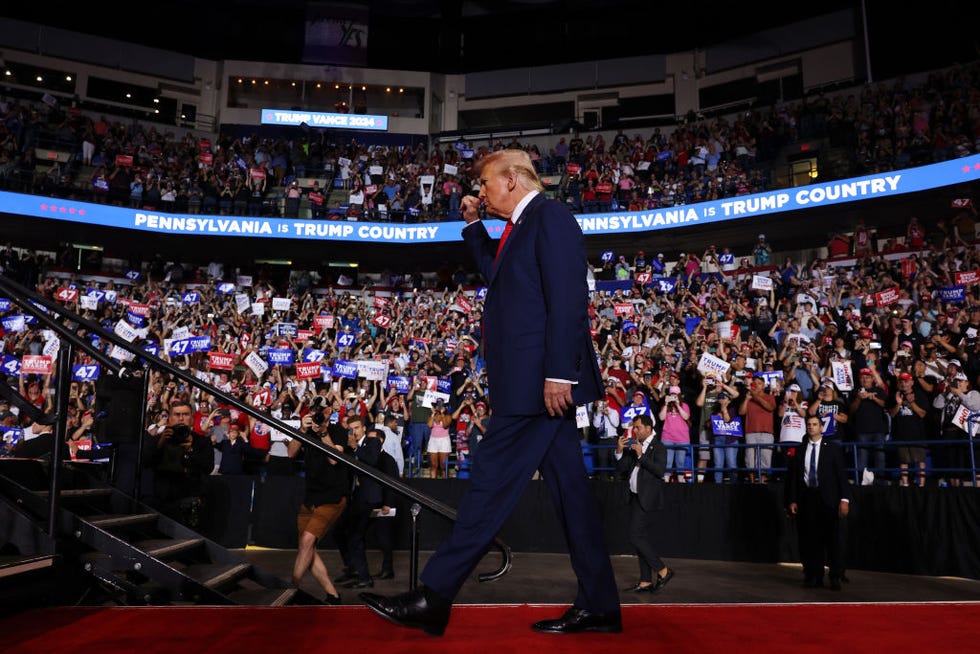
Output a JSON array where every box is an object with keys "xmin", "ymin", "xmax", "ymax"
[{"xmin": 614, "ymin": 414, "xmax": 673, "ymax": 593}]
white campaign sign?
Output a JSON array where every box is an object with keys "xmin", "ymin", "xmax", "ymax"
[
  {"xmin": 272, "ymin": 297, "xmax": 291, "ymax": 312},
  {"xmin": 697, "ymin": 352, "xmax": 731, "ymax": 377},
  {"xmin": 245, "ymin": 351, "xmax": 269, "ymax": 376},
  {"xmin": 831, "ymin": 361, "xmax": 853, "ymax": 391},
  {"xmin": 235, "ymin": 294, "xmax": 250, "ymax": 314},
  {"xmin": 752, "ymin": 275, "xmax": 773, "ymax": 291}
]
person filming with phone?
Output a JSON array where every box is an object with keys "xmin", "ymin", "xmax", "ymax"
[{"xmin": 614, "ymin": 414, "xmax": 674, "ymax": 593}]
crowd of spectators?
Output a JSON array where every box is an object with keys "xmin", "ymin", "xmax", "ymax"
[
  {"xmin": 1, "ymin": 60, "xmax": 979, "ymax": 224},
  {"xmin": 3, "ymin": 189, "xmax": 980, "ymax": 488}
]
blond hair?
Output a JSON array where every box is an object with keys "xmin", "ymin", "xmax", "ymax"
[{"xmin": 479, "ymin": 149, "xmax": 545, "ymax": 193}]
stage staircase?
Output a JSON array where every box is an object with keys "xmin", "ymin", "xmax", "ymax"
[{"xmin": 0, "ymin": 460, "xmax": 321, "ymax": 607}]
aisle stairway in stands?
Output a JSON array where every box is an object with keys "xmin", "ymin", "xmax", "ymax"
[{"xmin": 0, "ymin": 459, "xmax": 321, "ymax": 607}]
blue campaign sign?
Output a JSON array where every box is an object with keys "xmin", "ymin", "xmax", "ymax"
[
  {"xmin": 187, "ymin": 336, "xmax": 212, "ymax": 353},
  {"xmin": 387, "ymin": 376, "xmax": 411, "ymax": 393},
  {"xmin": 436, "ymin": 377, "xmax": 452, "ymax": 393},
  {"xmin": 711, "ymin": 416, "xmax": 744, "ymax": 436},
  {"xmin": 86, "ymin": 289, "xmax": 106, "ymax": 303},
  {"xmin": 1, "ymin": 315, "xmax": 25, "ymax": 332},
  {"xmin": 72, "ymin": 363, "xmax": 101, "ymax": 381},
  {"xmin": 277, "ymin": 322, "xmax": 298, "ymax": 338},
  {"xmin": 104, "ymin": 290, "xmax": 117, "ymax": 304},
  {"xmin": 719, "ymin": 253, "xmax": 735, "ymax": 266},
  {"xmin": 0, "ymin": 298, "xmax": 10, "ymax": 311},
  {"xmin": 125, "ymin": 270, "xmax": 141, "ymax": 280},
  {"xmin": 936, "ymin": 286, "xmax": 966, "ymax": 303},
  {"xmin": 217, "ymin": 282, "xmax": 236, "ymax": 294},
  {"xmin": 755, "ymin": 370, "xmax": 784, "ymax": 388},
  {"xmin": 261, "ymin": 108, "xmax": 389, "ymax": 132},
  {"xmin": 303, "ymin": 348, "xmax": 326, "ymax": 362},
  {"xmin": 657, "ymin": 279, "xmax": 676, "ymax": 293},
  {"xmin": 1, "ymin": 355, "xmax": 21, "ymax": 375},
  {"xmin": 333, "ymin": 359, "xmax": 358, "ymax": 379},
  {"xmin": 336, "ymin": 332, "xmax": 357, "ymax": 349},
  {"xmin": 126, "ymin": 310, "xmax": 146, "ymax": 327},
  {"xmin": 600, "ymin": 250, "xmax": 614, "ymax": 263},
  {"xmin": 685, "ymin": 316, "xmax": 702, "ymax": 335},
  {"xmin": 143, "ymin": 343, "xmax": 159, "ymax": 356},
  {"xmin": 621, "ymin": 405, "xmax": 650, "ymax": 423},
  {"xmin": 182, "ymin": 291, "xmax": 201, "ymax": 305},
  {"xmin": 476, "ymin": 287, "xmax": 488, "ymax": 299},
  {"xmin": 266, "ymin": 348, "xmax": 295, "ymax": 366},
  {"xmin": 621, "ymin": 319, "xmax": 637, "ymax": 332}
]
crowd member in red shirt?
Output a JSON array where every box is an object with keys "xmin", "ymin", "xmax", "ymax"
[{"xmin": 739, "ymin": 375, "xmax": 776, "ymax": 483}]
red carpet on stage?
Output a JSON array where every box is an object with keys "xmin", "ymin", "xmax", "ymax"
[{"xmin": 2, "ymin": 603, "xmax": 977, "ymax": 653}]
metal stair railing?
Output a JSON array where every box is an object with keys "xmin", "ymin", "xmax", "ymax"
[{"xmin": 0, "ymin": 271, "xmax": 512, "ymax": 587}]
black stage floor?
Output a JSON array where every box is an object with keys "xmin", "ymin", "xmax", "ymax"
[{"xmin": 238, "ymin": 548, "xmax": 980, "ymax": 606}]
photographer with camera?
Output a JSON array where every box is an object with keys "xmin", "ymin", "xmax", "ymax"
[{"xmin": 148, "ymin": 400, "xmax": 214, "ymax": 528}]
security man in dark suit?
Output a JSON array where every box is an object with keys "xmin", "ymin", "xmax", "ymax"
[
  {"xmin": 786, "ymin": 415, "xmax": 852, "ymax": 590},
  {"xmin": 615, "ymin": 413, "xmax": 674, "ymax": 593},
  {"xmin": 335, "ymin": 415, "xmax": 382, "ymax": 589},
  {"xmin": 369, "ymin": 428, "xmax": 400, "ymax": 580}
]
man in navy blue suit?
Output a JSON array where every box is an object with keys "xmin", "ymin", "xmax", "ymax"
[{"xmin": 361, "ymin": 149, "xmax": 622, "ymax": 635}]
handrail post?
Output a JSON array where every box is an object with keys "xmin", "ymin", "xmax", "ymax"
[
  {"xmin": 47, "ymin": 341, "xmax": 74, "ymax": 537},
  {"xmin": 409, "ymin": 502, "xmax": 422, "ymax": 591}
]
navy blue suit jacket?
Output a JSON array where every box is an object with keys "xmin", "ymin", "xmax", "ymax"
[{"xmin": 463, "ymin": 193, "xmax": 603, "ymax": 416}]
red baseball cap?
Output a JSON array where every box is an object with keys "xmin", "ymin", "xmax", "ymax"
[
  {"xmin": 898, "ymin": 372, "xmax": 913, "ymax": 381},
  {"xmin": 859, "ymin": 368, "xmax": 874, "ymax": 376}
]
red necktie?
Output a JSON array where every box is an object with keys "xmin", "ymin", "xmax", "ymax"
[{"xmin": 495, "ymin": 221, "xmax": 514, "ymax": 262}]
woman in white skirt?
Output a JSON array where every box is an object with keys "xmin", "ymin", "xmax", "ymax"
[{"xmin": 426, "ymin": 400, "xmax": 454, "ymax": 478}]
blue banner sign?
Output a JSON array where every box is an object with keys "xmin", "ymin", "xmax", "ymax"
[{"xmin": 261, "ymin": 109, "xmax": 389, "ymax": 131}]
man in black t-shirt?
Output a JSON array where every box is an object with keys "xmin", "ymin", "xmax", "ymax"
[
  {"xmin": 287, "ymin": 413, "xmax": 351, "ymax": 604},
  {"xmin": 887, "ymin": 372, "xmax": 930, "ymax": 487}
]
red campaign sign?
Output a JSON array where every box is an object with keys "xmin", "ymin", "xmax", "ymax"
[
  {"xmin": 595, "ymin": 182, "xmax": 613, "ymax": 194},
  {"xmin": 252, "ymin": 388, "xmax": 272, "ymax": 407},
  {"xmin": 249, "ymin": 168, "xmax": 266, "ymax": 180},
  {"xmin": 115, "ymin": 154, "xmax": 133, "ymax": 167},
  {"xmin": 295, "ymin": 361, "xmax": 321, "ymax": 380},
  {"xmin": 614, "ymin": 302, "xmax": 634, "ymax": 317},
  {"xmin": 365, "ymin": 184, "xmax": 378, "ymax": 194},
  {"xmin": 199, "ymin": 153, "xmax": 213, "ymax": 166},
  {"xmin": 208, "ymin": 352, "xmax": 234, "ymax": 370},
  {"xmin": 296, "ymin": 329, "xmax": 313, "ymax": 342},
  {"xmin": 875, "ymin": 287, "xmax": 900, "ymax": 307},
  {"xmin": 308, "ymin": 192, "xmax": 324, "ymax": 205},
  {"xmin": 635, "ymin": 272, "xmax": 652, "ymax": 284},
  {"xmin": 55, "ymin": 287, "xmax": 79, "ymax": 302},
  {"xmin": 456, "ymin": 296, "xmax": 472, "ymax": 313},
  {"xmin": 129, "ymin": 303, "xmax": 151, "ymax": 316},
  {"xmin": 955, "ymin": 270, "xmax": 980, "ymax": 286},
  {"xmin": 22, "ymin": 355, "xmax": 53, "ymax": 375},
  {"xmin": 372, "ymin": 313, "xmax": 392, "ymax": 329},
  {"xmin": 373, "ymin": 296, "xmax": 390, "ymax": 309},
  {"xmin": 566, "ymin": 163, "xmax": 581, "ymax": 175},
  {"xmin": 198, "ymin": 139, "xmax": 211, "ymax": 152},
  {"xmin": 952, "ymin": 198, "xmax": 973, "ymax": 209},
  {"xmin": 313, "ymin": 315, "xmax": 333, "ymax": 333},
  {"xmin": 239, "ymin": 332, "xmax": 251, "ymax": 351}
]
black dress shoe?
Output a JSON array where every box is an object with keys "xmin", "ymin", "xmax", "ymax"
[
  {"xmin": 372, "ymin": 571, "xmax": 395, "ymax": 580},
  {"xmin": 531, "ymin": 607, "xmax": 622, "ymax": 634},
  {"xmin": 622, "ymin": 582, "xmax": 655, "ymax": 593},
  {"xmin": 653, "ymin": 568, "xmax": 674, "ymax": 591},
  {"xmin": 341, "ymin": 578, "xmax": 374, "ymax": 589},
  {"xmin": 360, "ymin": 585, "xmax": 452, "ymax": 637},
  {"xmin": 324, "ymin": 593, "xmax": 342, "ymax": 605}
]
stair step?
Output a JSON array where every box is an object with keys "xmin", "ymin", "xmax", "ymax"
[
  {"xmin": 36, "ymin": 487, "xmax": 113, "ymax": 498},
  {"xmin": 87, "ymin": 513, "xmax": 159, "ymax": 529},
  {"xmin": 227, "ymin": 587, "xmax": 298, "ymax": 607},
  {"xmin": 133, "ymin": 538, "xmax": 206, "ymax": 559},
  {"xmin": 182, "ymin": 562, "xmax": 252, "ymax": 589}
]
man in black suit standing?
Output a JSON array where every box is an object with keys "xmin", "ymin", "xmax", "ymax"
[
  {"xmin": 369, "ymin": 428, "xmax": 400, "ymax": 580},
  {"xmin": 335, "ymin": 415, "xmax": 382, "ymax": 590},
  {"xmin": 786, "ymin": 415, "xmax": 852, "ymax": 590},
  {"xmin": 615, "ymin": 413, "xmax": 674, "ymax": 593}
]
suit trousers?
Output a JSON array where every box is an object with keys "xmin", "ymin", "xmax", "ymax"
[
  {"xmin": 796, "ymin": 487, "xmax": 846, "ymax": 582},
  {"xmin": 420, "ymin": 413, "xmax": 620, "ymax": 613},
  {"xmin": 628, "ymin": 494, "xmax": 665, "ymax": 582},
  {"xmin": 336, "ymin": 498, "xmax": 378, "ymax": 581}
]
